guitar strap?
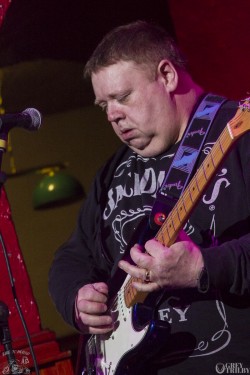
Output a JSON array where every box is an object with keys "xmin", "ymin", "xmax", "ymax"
[{"xmin": 149, "ymin": 93, "xmax": 227, "ymax": 229}]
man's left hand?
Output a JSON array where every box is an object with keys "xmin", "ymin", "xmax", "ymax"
[{"xmin": 118, "ymin": 230, "xmax": 204, "ymax": 292}]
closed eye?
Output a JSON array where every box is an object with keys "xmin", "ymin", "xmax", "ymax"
[
  {"xmin": 94, "ymin": 90, "xmax": 131, "ymax": 112},
  {"xmin": 117, "ymin": 91, "xmax": 131, "ymax": 103}
]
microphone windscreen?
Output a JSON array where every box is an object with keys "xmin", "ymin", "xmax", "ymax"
[{"xmin": 22, "ymin": 108, "xmax": 42, "ymax": 130}]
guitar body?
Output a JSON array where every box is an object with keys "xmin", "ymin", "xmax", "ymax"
[{"xmin": 82, "ymin": 275, "xmax": 170, "ymax": 375}]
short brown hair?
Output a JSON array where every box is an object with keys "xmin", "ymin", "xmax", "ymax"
[{"xmin": 84, "ymin": 20, "xmax": 188, "ymax": 79}]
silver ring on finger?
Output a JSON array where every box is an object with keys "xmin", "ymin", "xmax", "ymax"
[{"xmin": 144, "ymin": 269, "xmax": 151, "ymax": 283}]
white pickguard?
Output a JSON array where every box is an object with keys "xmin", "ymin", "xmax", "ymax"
[{"xmin": 86, "ymin": 274, "xmax": 149, "ymax": 375}]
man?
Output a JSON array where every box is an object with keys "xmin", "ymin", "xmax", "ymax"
[{"xmin": 49, "ymin": 21, "xmax": 250, "ymax": 374}]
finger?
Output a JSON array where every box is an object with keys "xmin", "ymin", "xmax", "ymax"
[
  {"xmin": 88, "ymin": 326, "xmax": 114, "ymax": 335},
  {"xmin": 80, "ymin": 311, "xmax": 113, "ymax": 327},
  {"xmin": 118, "ymin": 260, "xmax": 146, "ymax": 280},
  {"xmin": 132, "ymin": 280, "xmax": 160, "ymax": 293},
  {"xmin": 130, "ymin": 246, "xmax": 149, "ymax": 266},
  {"xmin": 144, "ymin": 238, "xmax": 167, "ymax": 257},
  {"xmin": 130, "ymin": 245, "xmax": 155, "ymax": 270},
  {"xmin": 133, "ymin": 243, "xmax": 143, "ymax": 251},
  {"xmin": 77, "ymin": 298, "xmax": 108, "ymax": 315},
  {"xmin": 79, "ymin": 313, "xmax": 114, "ymax": 334},
  {"xmin": 78, "ymin": 284, "xmax": 108, "ymax": 304},
  {"xmin": 175, "ymin": 229, "xmax": 190, "ymax": 242},
  {"xmin": 92, "ymin": 282, "xmax": 109, "ymax": 296}
]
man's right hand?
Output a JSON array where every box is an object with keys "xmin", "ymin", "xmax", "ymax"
[{"xmin": 75, "ymin": 282, "xmax": 113, "ymax": 334}]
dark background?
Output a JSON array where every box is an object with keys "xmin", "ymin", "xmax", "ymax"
[{"xmin": 0, "ymin": 0, "xmax": 249, "ymax": 115}]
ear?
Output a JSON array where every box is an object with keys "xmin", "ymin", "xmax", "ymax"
[{"xmin": 157, "ymin": 60, "xmax": 178, "ymax": 92}]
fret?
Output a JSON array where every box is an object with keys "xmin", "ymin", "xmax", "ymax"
[
  {"xmin": 156, "ymin": 222, "xmax": 171, "ymax": 245},
  {"xmin": 170, "ymin": 207, "xmax": 179, "ymax": 226},
  {"xmin": 216, "ymin": 135, "xmax": 225, "ymax": 157},
  {"xmin": 175, "ymin": 195, "xmax": 187, "ymax": 222},
  {"xmin": 165, "ymin": 216, "xmax": 175, "ymax": 240},
  {"xmin": 175, "ymin": 202, "xmax": 183, "ymax": 224},
  {"xmin": 202, "ymin": 153, "xmax": 214, "ymax": 180},
  {"xmin": 156, "ymin": 225, "xmax": 168, "ymax": 244},
  {"xmin": 188, "ymin": 178, "xmax": 199, "ymax": 202},
  {"xmin": 195, "ymin": 167, "xmax": 205, "ymax": 193},
  {"xmin": 169, "ymin": 208, "xmax": 181, "ymax": 234},
  {"xmin": 218, "ymin": 133, "xmax": 228, "ymax": 155},
  {"xmin": 181, "ymin": 188, "xmax": 193, "ymax": 213},
  {"xmin": 125, "ymin": 277, "xmax": 148, "ymax": 307}
]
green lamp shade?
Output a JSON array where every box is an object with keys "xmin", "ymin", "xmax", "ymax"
[{"xmin": 33, "ymin": 172, "xmax": 84, "ymax": 209}]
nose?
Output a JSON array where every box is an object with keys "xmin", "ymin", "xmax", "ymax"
[{"xmin": 107, "ymin": 102, "xmax": 125, "ymax": 124}]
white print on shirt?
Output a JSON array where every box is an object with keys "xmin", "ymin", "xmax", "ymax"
[
  {"xmin": 158, "ymin": 297, "xmax": 231, "ymax": 357},
  {"xmin": 191, "ymin": 299, "xmax": 231, "ymax": 357},
  {"xmin": 103, "ymin": 153, "xmax": 174, "ymax": 254},
  {"xmin": 111, "ymin": 206, "xmax": 152, "ymax": 253},
  {"xmin": 202, "ymin": 142, "xmax": 214, "ymax": 155},
  {"xmin": 103, "ymin": 168, "xmax": 165, "ymax": 220},
  {"xmin": 193, "ymin": 160, "xmax": 231, "ymax": 357},
  {"xmin": 158, "ymin": 297, "xmax": 190, "ymax": 323},
  {"xmin": 183, "ymin": 221, "xmax": 195, "ymax": 236},
  {"xmin": 158, "ymin": 150, "xmax": 233, "ymax": 360},
  {"xmin": 112, "ymin": 153, "xmax": 174, "ymax": 179},
  {"xmin": 203, "ymin": 168, "xmax": 230, "ymax": 205},
  {"xmin": 103, "ymin": 154, "xmax": 169, "ymax": 220}
]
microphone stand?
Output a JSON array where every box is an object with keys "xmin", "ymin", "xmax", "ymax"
[
  {"xmin": 0, "ymin": 132, "xmax": 39, "ymax": 374},
  {"xmin": 0, "ymin": 133, "xmax": 21, "ymax": 374},
  {"xmin": 0, "ymin": 133, "xmax": 8, "ymax": 186},
  {"xmin": 0, "ymin": 302, "xmax": 21, "ymax": 374}
]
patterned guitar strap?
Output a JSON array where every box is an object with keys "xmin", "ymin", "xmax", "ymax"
[{"xmin": 149, "ymin": 93, "xmax": 227, "ymax": 230}]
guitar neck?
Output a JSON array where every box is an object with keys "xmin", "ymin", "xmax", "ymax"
[{"xmin": 155, "ymin": 124, "xmax": 235, "ymax": 247}]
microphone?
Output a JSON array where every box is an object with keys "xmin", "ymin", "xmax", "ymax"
[{"xmin": 0, "ymin": 108, "xmax": 42, "ymax": 133}]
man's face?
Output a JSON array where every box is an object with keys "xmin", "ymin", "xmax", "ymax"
[{"xmin": 92, "ymin": 60, "xmax": 182, "ymax": 157}]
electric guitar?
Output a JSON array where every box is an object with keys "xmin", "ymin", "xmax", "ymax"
[{"xmin": 80, "ymin": 98, "xmax": 250, "ymax": 375}]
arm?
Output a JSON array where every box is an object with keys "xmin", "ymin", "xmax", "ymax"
[
  {"xmin": 49, "ymin": 145, "xmax": 130, "ymax": 329},
  {"xmin": 48, "ymin": 175, "xmax": 111, "ymax": 328}
]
